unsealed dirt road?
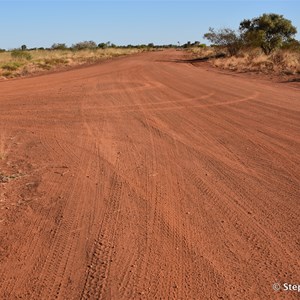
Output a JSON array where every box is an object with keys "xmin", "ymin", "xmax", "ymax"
[{"xmin": 0, "ymin": 50, "xmax": 299, "ymax": 299}]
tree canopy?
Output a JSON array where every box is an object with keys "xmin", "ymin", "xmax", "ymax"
[{"xmin": 239, "ymin": 13, "xmax": 297, "ymax": 54}]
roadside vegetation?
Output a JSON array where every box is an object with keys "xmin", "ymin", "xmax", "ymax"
[
  {"xmin": 0, "ymin": 42, "xmax": 153, "ymax": 79},
  {"xmin": 0, "ymin": 40, "xmax": 187, "ymax": 79},
  {"xmin": 199, "ymin": 14, "xmax": 300, "ymax": 75},
  {"xmin": 190, "ymin": 14, "xmax": 300, "ymax": 76}
]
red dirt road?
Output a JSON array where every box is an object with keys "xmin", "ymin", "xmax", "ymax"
[{"xmin": 0, "ymin": 50, "xmax": 299, "ymax": 299}]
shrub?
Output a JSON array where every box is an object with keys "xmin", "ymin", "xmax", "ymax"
[
  {"xmin": 72, "ymin": 41, "xmax": 97, "ymax": 50},
  {"xmin": 51, "ymin": 43, "xmax": 68, "ymax": 50},
  {"xmin": 2, "ymin": 71, "xmax": 13, "ymax": 77},
  {"xmin": 35, "ymin": 62, "xmax": 52, "ymax": 70},
  {"xmin": 44, "ymin": 58, "xmax": 68, "ymax": 65},
  {"xmin": 98, "ymin": 42, "xmax": 116, "ymax": 49},
  {"xmin": 1, "ymin": 62, "xmax": 21, "ymax": 71},
  {"xmin": 204, "ymin": 27, "xmax": 243, "ymax": 56},
  {"xmin": 98, "ymin": 43, "xmax": 107, "ymax": 49},
  {"xmin": 11, "ymin": 50, "xmax": 32, "ymax": 60}
]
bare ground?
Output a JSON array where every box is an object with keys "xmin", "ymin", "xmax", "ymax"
[{"xmin": 0, "ymin": 50, "xmax": 299, "ymax": 299}]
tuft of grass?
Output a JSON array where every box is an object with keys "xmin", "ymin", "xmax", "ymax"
[
  {"xmin": 1, "ymin": 62, "xmax": 22, "ymax": 71},
  {"xmin": 43, "ymin": 58, "xmax": 69, "ymax": 65},
  {"xmin": 0, "ymin": 173, "xmax": 22, "ymax": 183},
  {"xmin": 34, "ymin": 62, "xmax": 52, "ymax": 70},
  {"xmin": 1, "ymin": 71, "xmax": 13, "ymax": 77}
]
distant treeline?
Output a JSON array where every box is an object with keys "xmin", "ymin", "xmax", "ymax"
[{"xmin": 0, "ymin": 40, "xmax": 207, "ymax": 52}]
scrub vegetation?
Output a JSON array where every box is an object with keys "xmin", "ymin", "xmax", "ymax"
[
  {"xmin": 198, "ymin": 13, "xmax": 300, "ymax": 76},
  {"xmin": 0, "ymin": 42, "xmax": 153, "ymax": 79}
]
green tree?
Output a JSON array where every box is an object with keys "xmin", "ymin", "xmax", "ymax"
[
  {"xmin": 239, "ymin": 13, "xmax": 297, "ymax": 55},
  {"xmin": 203, "ymin": 27, "xmax": 242, "ymax": 56},
  {"xmin": 98, "ymin": 42, "xmax": 107, "ymax": 49}
]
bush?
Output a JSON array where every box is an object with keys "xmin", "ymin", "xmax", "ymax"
[
  {"xmin": 72, "ymin": 41, "xmax": 97, "ymax": 50},
  {"xmin": 44, "ymin": 58, "xmax": 68, "ymax": 65},
  {"xmin": 11, "ymin": 50, "xmax": 32, "ymax": 60},
  {"xmin": 98, "ymin": 42, "xmax": 116, "ymax": 49},
  {"xmin": 98, "ymin": 42, "xmax": 107, "ymax": 49},
  {"xmin": 1, "ymin": 62, "xmax": 21, "ymax": 71},
  {"xmin": 2, "ymin": 71, "xmax": 13, "ymax": 77},
  {"xmin": 204, "ymin": 27, "xmax": 243, "ymax": 56},
  {"xmin": 51, "ymin": 43, "xmax": 68, "ymax": 50}
]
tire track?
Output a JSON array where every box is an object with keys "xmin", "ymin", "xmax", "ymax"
[{"xmin": 80, "ymin": 164, "xmax": 123, "ymax": 300}]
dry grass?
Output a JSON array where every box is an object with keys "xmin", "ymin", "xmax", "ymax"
[
  {"xmin": 0, "ymin": 48, "xmax": 143, "ymax": 79},
  {"xmin": 187, "ymin": 46, "xmax": 300, "ymax": 75},
  {"xmin": 212, "ymin": 48, "xmax": 300, "ymax": 75},
  {"xmin": 187, "ymin": 46, "xmax": 216, "ymax": 58}
]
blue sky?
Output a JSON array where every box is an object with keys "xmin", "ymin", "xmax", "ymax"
[{"xmin": 1, "ymin": 1, "xmax": 299, "ymax": 49}]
